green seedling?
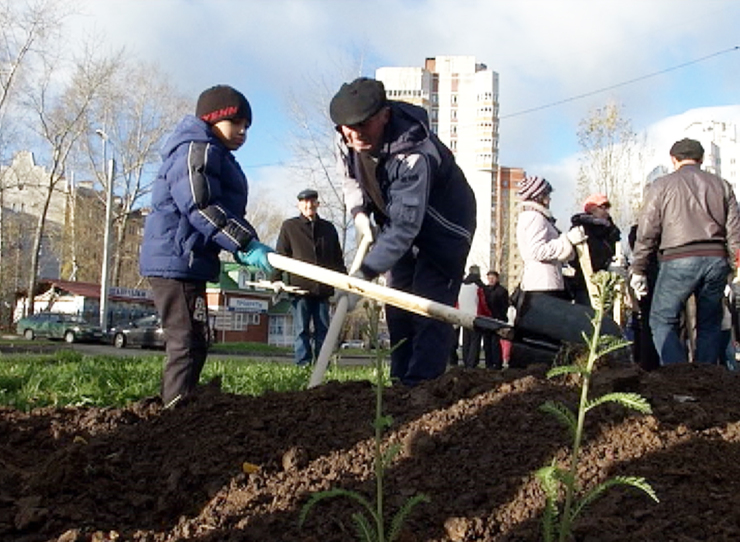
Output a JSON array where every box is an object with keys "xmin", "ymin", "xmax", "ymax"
[
  {"xmin": 300, "ymin": 300, "xmax": 429, "ymax": 541},
  {"xmin": 536, "ymin": 271, "xmax": 658, "ymax": 542}
]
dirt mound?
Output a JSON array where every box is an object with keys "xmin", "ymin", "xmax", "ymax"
[{"xmin": 2, "ymin": 361, "xmax": 740, "ymax": 541}]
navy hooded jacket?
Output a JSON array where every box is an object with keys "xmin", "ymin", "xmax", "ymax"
[
  {"xmin": 339, "ymin": 101, "xmax": 476, "ymax": 281},
  {"xmin": 139, "ymin": 115, "xmax": 257, "ymax": 282}
]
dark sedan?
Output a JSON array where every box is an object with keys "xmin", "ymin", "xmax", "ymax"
[
  {"xmin": 109, "ymin": 315, "xmax": 165, "ymax": 349},
  {"xmin": 16, "ymin": 312, "xmax": 105, "ymax": 343}
]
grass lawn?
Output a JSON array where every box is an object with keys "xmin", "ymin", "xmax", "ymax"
[{"xmin": 0, "ymin": 348, "xmax": 388, "ymax": 411}]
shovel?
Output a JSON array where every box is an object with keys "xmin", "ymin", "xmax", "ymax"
[
  {"xmin": 267, "ymin": 253, "xmax": 512, "ymax": 346},
  {"xmin": 307, "ymin": 234, "xmax": 373, "ymax": 388}
]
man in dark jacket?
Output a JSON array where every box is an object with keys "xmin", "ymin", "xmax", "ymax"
[
  {"xmin": 140, "ymin": 85, "xmax": 273, "ymax": 408},
  {"xmin": 276, "ymin": 189, "xmax": 346, "ymax": 365},
  {"xmin": 330, "ymin": 77, "xmax": 476, "ymax": 386},
  {"xmin": 482, "ymin": 271, "xmax": 509, "ymax": 369},
  {"xmin": 632, "ymin": 138, "xmax": 740, "ymax": 366}
]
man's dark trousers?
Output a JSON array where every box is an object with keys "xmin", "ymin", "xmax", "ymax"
[
  {"xmin": 150, "ymin": 277, "xmax": 209, "ymax": 406},
  {"xmin": 386, "ymin": 250, "xmax": 461, "ymax": 386}
]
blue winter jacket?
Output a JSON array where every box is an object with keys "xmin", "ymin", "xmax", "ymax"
[
  {"xmin": 339, "ymin": 101, "xmax": 477, "ymax": 281},
  {"xmin": 139, "ymin": 115, "xmax": 257, "ymax": 281}
]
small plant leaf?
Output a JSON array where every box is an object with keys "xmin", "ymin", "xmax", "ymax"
[
  {"xmin": 594, "ymin": 338, "xmax": 630, "ymax": 359},
  {"xmin": 374, "ymin": 414, "xmax": 394, "ymax": 431},
  {"xmin": 388, "ymin": 494, "xmax": 431, "ymax": 541},
  {"xmin": 382, "ymin": 442, "xmax": 403, "ymax": 468},
  {"xmin": 351, "ymin": 511, "xmax": 377, "ymax": 542},
  {"xmin": 540, "ymin": 401, "xmax": 577, "ymax": 436},
  {"xmin": 535, "ymin": 467, "xmax": 561, "ymax": 542},
  {"xmin": 585, "ymin": 392, "xmax": 652, "ymax": 414},
  {"xmin": 299, "ymin": 488, "xmax": 375, "ymax": 528},
  {"xmin": 535, "ymin": 465, "xmax": 561, "ymax": 501},
  {"xmin": 546, "ymin": 364, "xmax": 587, "ymax": 379},
  {"xmin": 572, "ymin": 476, "xmax": 659, "ymax": 520}
]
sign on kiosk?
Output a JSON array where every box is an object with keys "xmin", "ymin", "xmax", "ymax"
[{"xmin": 228, "ymin": 298, "xmax": 268, "ymax": 313}]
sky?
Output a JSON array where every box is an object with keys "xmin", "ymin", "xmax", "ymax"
[{"xmin": 70, "ymin": 0, "xmax": 740, "ymax": 221}]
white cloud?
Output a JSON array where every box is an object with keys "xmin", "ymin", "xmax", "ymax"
[{"xmin": 68, "ymin": 0, "xmax": 740, "ymax": 220}]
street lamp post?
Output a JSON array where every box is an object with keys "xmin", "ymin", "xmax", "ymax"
[{"xmin": 96, "ymin": 129, "xmax": 116, "ymax": 330}]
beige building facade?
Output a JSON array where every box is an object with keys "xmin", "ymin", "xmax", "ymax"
[{"xmin": 376, "ymin": 56, "xmax": 501, "ymax": 274}]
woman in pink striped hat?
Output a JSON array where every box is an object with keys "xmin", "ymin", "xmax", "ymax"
[{"xmin": 515, "ymin": 176, "xmax": 584, "ymax": 301}]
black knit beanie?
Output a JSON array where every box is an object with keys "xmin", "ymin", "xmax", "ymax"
[
  {"xmin": 196, "ymin": 85, "xmax": 252, "ymax": 126},
  {"xmin": 330, "ymin": 77, "xmax": 387, "ymax": 126}
]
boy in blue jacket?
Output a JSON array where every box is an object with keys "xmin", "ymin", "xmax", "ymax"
[{"xmin": 140, "ymin": 84, "xmax": 273, "ymax": 408}]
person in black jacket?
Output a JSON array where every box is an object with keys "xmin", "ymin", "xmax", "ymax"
[
  {"xmin": 482, "ymin": 271, "xmax": 509, "ymax": 369},
  {"xmin": 568, "ymin": 193, "xmax": 621, "ymax": 306},
  {"xmin": 276, "ymin": 189, "xmax": 346, "ymax": 365}
]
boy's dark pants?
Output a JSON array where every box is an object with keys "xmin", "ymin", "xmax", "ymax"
[{"xmin": 149, "ymin": 277, "xmax": 209, "ymax": 406}]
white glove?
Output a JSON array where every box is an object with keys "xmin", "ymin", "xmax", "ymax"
[
  {"xmin": 566, "ymin": 226, "xmax": 588, "ymax": 246},
  {"xmin": 354, "ymin": 212, "xmax": 374, "ymax": 243},
  {"xmin": 611, "ymin": 253, "xmax": 627, "ymax": 268},
  {"xmin": 270, "ymin": 280, "xmax": 287, "ymax": 293},
  {"xmin": 630, "ymin": 273, "xmax": 648, "ymax": 300}
]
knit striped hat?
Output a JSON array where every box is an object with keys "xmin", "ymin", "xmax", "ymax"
[{"xmin": 517, "ymin": 176, "xmax": 553, "ymax": 201}]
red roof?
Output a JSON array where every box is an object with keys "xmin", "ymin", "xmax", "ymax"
[{"xmin": 47, "ymin": 280, "xmax": 153, "ymax": 303}]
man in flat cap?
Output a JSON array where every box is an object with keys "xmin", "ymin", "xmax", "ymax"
[
  {"xmin": 275, "ymin": 189, "xmax": 346, "ymax": 365},
  {"xmin": 330, "ymin": 76, "xmax": 476, "ymax": 386},
  {"xmin": 631, "ymin": 137, "xmax": 740, "ymax": 366}
]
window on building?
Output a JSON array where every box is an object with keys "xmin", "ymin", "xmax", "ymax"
[
  {"xmin": 233, "ymin": 312, "xmax": 249, "ymax": 330},
  {"xmin": 269, "ymin": 315, "xmax": 285, "ymax": 336}
]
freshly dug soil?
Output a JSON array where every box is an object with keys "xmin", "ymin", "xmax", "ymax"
[{"xmin": 2, "ymin": 357, "xmax": 740, "ymax": 542}]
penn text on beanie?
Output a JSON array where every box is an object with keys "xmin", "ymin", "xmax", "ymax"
[
  {"xmin": 517, "ymin": 176, "xmax": 553, "ymax": 201},
  {"xmin": 329, "ymin": 77, "xmax": 387, "ymax": 126},
  {"xmin": 196, "ymin": 85, "xmax": 252, "ymax": 126}
]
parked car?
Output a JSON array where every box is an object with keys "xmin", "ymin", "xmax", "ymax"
[
  {"xmin": 109, "ymin": 314, "xmax": 165, "ymax": 349},
  {"xmin": 16, "ymin": 313, "xmax": 105, "ymax": 343},
  {"xmin": 340, "ymin": 339, "xmax": 365, "ymax": 350}
]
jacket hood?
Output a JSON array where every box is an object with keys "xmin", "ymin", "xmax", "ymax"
[
  {"xmin": 160, "ymin": 115, "xmax": 220, "ymax": 160},
  {"xmin": 382, "ymin": 101, "xmax": 431, "ymax": 155},
  {"xmin": 571, "ymin": 212, "xmax": 612, "ymax": 228}
]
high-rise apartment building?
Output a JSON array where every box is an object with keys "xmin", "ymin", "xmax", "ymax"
[
  {"xmin": 684, "ymin": 120, "xmax": 739, "ymax": 191},
  {"xmin": 376, "ymin": 56, "xmax": 500, "ymax": 272}
]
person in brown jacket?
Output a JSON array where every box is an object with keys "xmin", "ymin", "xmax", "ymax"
[{"xmin": 631, "ymin": 138, "xmax": 740, "ymax": 366}]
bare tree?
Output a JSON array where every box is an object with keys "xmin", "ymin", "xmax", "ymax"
[
  {"xmin": 246, "ymin": 186, "xmax": 289, "ymax": 247},
  {"xmin": 0, "ymin": 0, "xmax": 70, "ymax": 326},
  {"xmin": 22, "ymin": 45, "xmax": 118, "ymax": 315},
  {"xmin": 284, "ymin": 55, "xmax": 367, "ymax": 259},
  {"xmin": 576, "ymin": 100, "xmax": 644, "ymax": 227},
  {"xmin": 76, "ymin": 58, "xmax": 190, "ymax": 287}
]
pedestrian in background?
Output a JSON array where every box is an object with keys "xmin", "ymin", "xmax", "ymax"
[
  {"xmin": 140, "ymin": 85, "xmax": 274, "ymax": 409},
  {"xmin": 631, "ymin": 138, "xmax": 740, "ymax": 366},
  {"xmin": 568, "ymin": 193, "xmax": 622, "ymax": 306},
  {"xmin": 275, "ymin": 189, "xmax": 346, "ymax": 366},
  {"xmin": 515, "ymin": 175, "xmax": 582, "ymax": 303},
  {"xmin": 482, "ymin": 270, "xmax": 509, "ymax": 369},
  {"xmin": 458, "ymin": 265, "xmax": 487, "ymax": 367}
]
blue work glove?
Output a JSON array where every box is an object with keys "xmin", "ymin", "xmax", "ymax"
[{"xmin": 235, "ymin": 239, "xmax": 275, "ymax": 275}]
